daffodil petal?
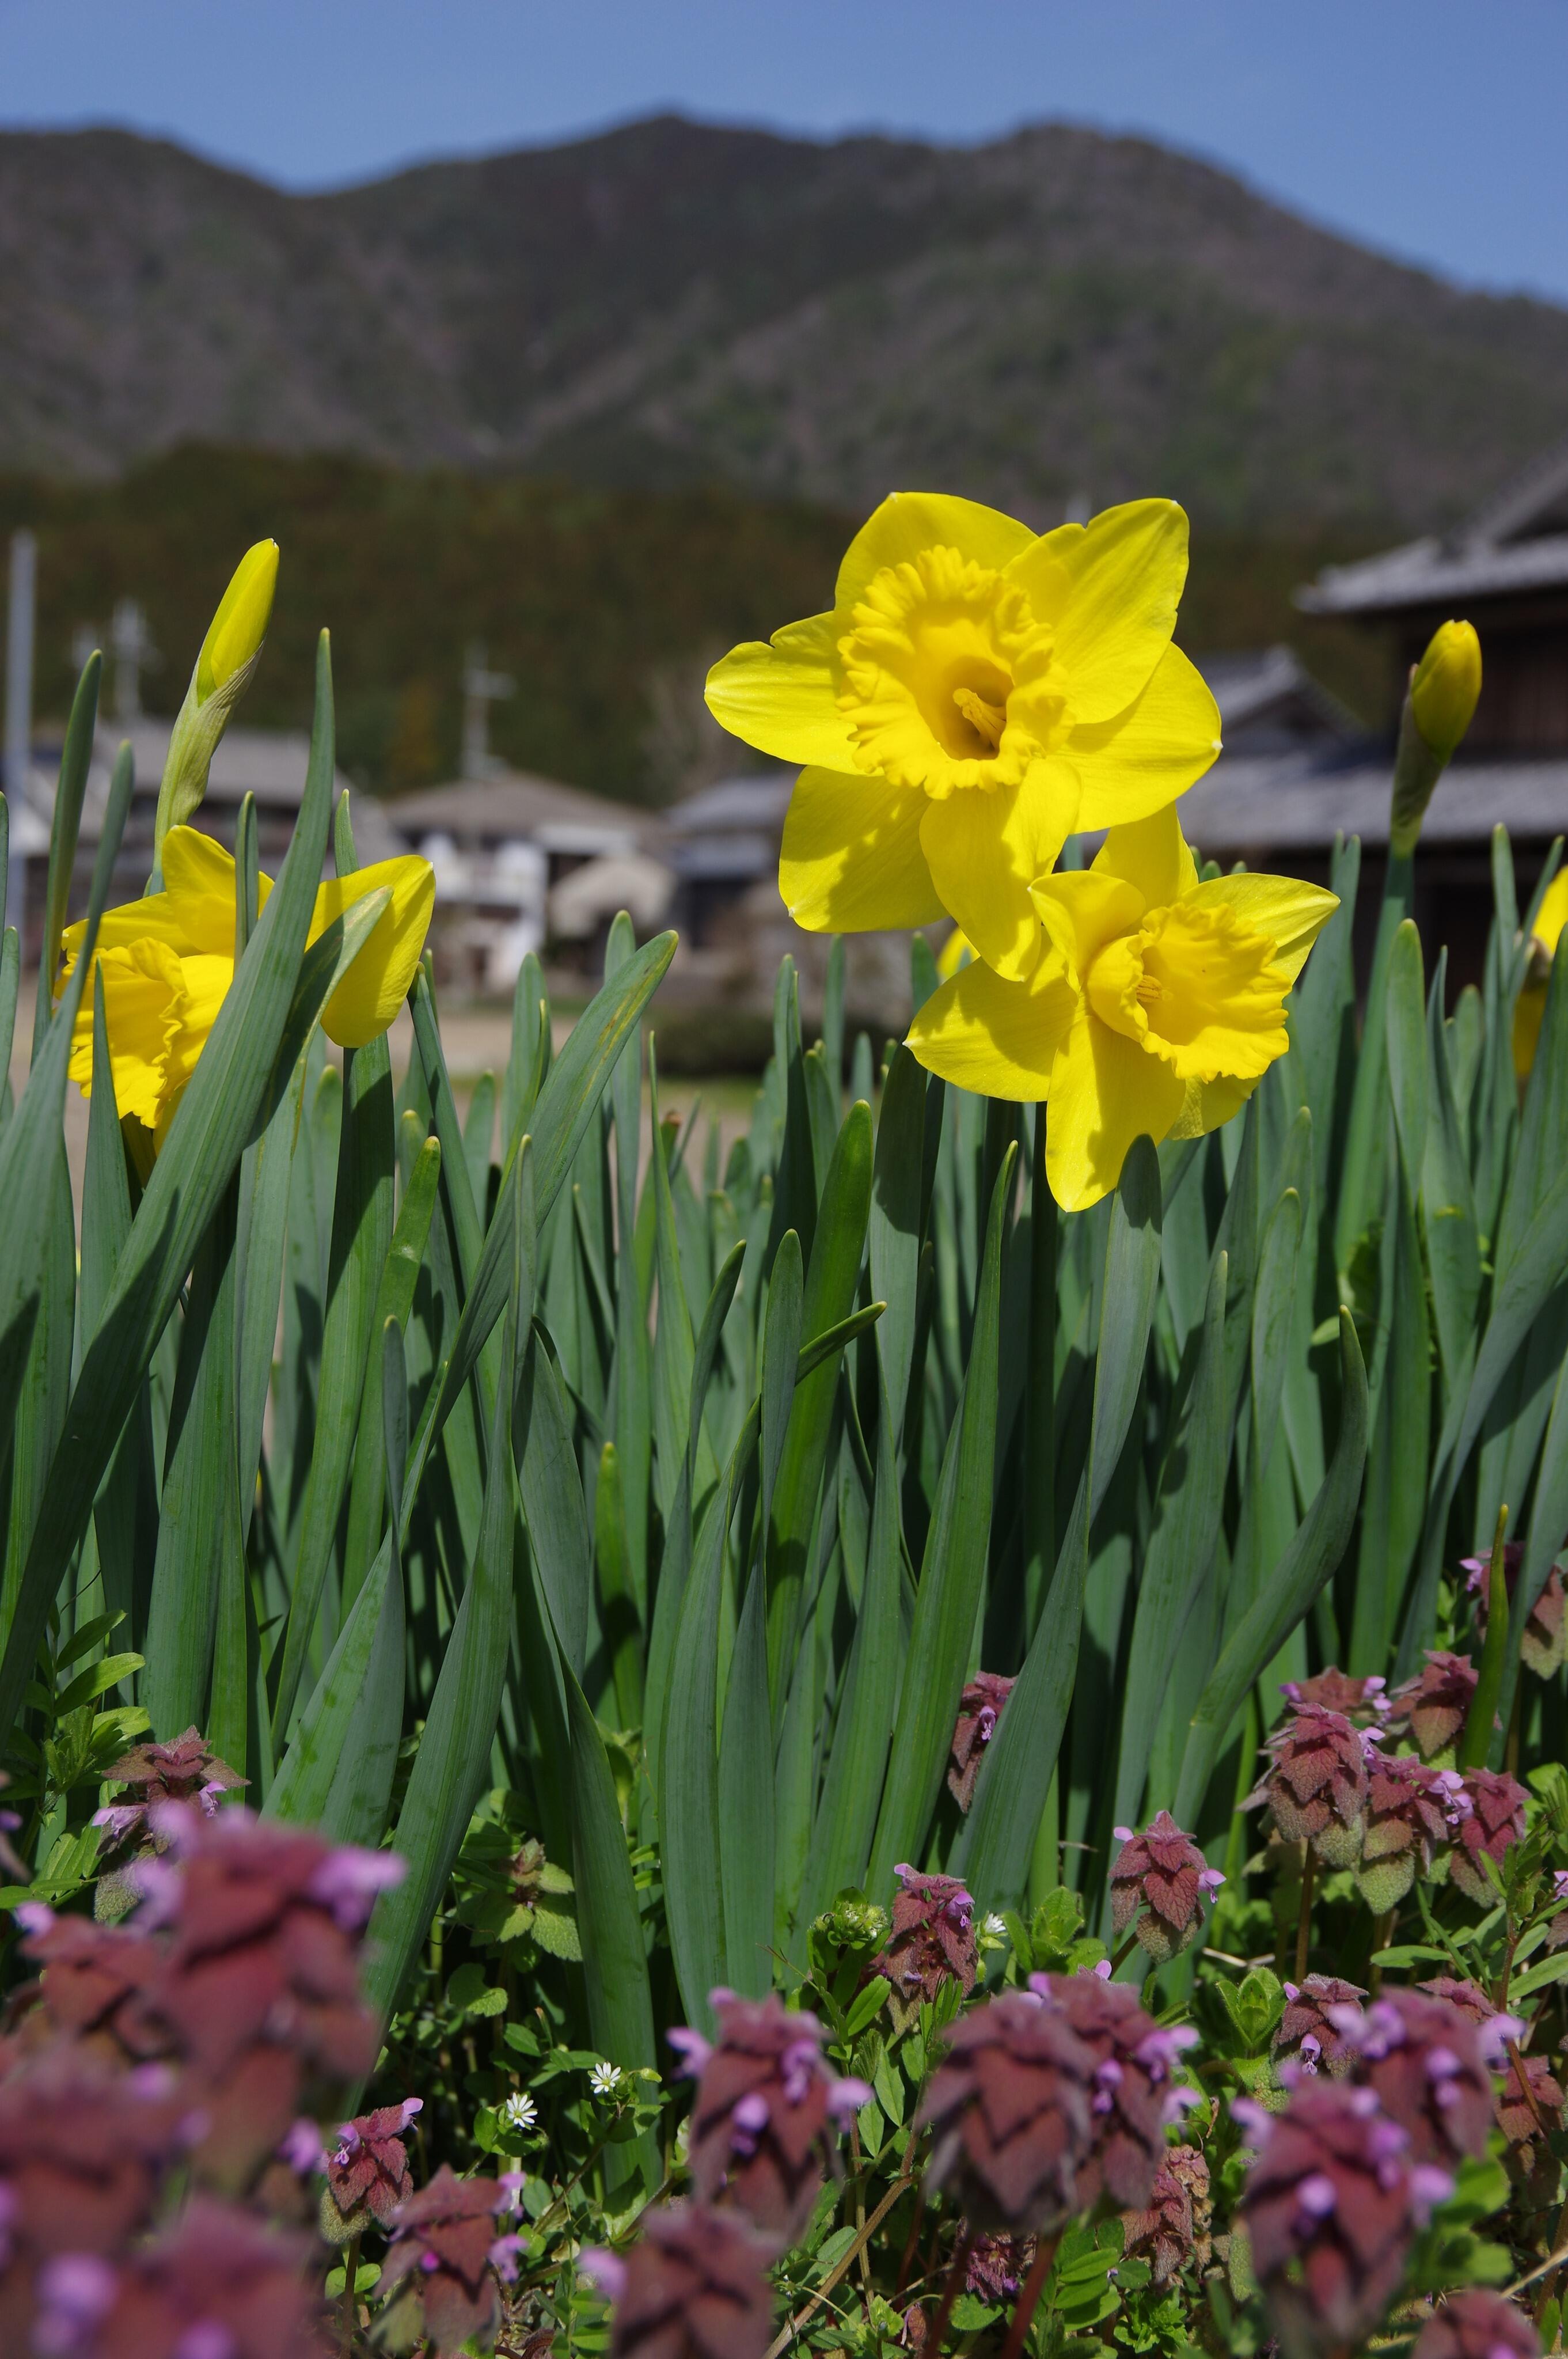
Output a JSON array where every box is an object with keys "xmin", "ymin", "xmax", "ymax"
[
  {"xmin": 1092, "ymin": 803, "xmax": 1198, "ymax": 910},
  {"xmin": 1070, "ymin": 643, "xmax": 1222, "ymax": 830},
  {"xmin": 779, "ymin": 767, "xmax": 944, "ymax": 932},
  {"xmin": 1045, "ymin": 1004, "xmax": 1184, "ymax": 1212},
  {"xmin": 312, "ymin": 855, "xmax": 435, "ymax": 1048},
  {"xmin": 1514, "ymin": 979, "xmax": 1548, "ymax": 1079},
  {"xmin": 834, "ymin": 492, "xmax": 1036, "ymax": 613},
  {"xmin": 1168, "ymin": 1072, "xmax": 1261, "ymax": 1140},
  {"xmin": 1028, "ymin": 870, "xmax": 1145, "ymax": 988},
  {"xmin": 67, "ymin": 939, "xmax": 186, "ymax": 1129},
  {"xmin": 158, "ymin": 824, "xmax": 276, "ymax": 955},
  {"xmin": 1191, "ymin": 874, "xmax": 1340, "ymax": 985},
  {"xmin": 907, "ymin": 953, "xmax": 1074, "ymax": 1101},
  {"xmin": 1532, "ymin": 869, "xmax": 1568, "ymax": 955},
  {"xmin": 919, "ymin": 767, "xmax": 1076, "ymax": 981},
  {"xmin": 705, "ymin": 614, "xmax": 858, "ymax": 768},
  {"xmin": 1010, "ymin": 499, "xmax": 1189, "ymax": 726}
]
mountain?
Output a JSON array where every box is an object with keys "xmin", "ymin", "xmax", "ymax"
[{"xmin": 5, "ymin": 115, "xmax": 1568, "ymax": 530}]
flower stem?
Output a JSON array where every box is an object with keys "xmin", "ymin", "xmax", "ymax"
[
  {"xmin": 927, "ymin": 2225, "xmax": 975, "ymax": 2354},
  {"xmin": 998, "ymin": 2233, "xmax": 1058, "ymax": 2359},
  {"xmin": 1295, "ymin": 1845, "xmax": 1316, "ymax": 1985},
  {"xmin": 1110, "ymin": 1931, "xmax": 1141, "ymax": 1975},
  {"xmin": 340, "ymin": 2232, "xmax": 360, "ymax": 2354}
]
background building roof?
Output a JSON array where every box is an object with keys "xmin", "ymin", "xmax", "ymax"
[
  {"xmin": 388, "ymin": 769, "xmax": 650, "ymax": 855},
  {"xmin": 1300, "ymin": 430, "xmax": 1568, "ymax": 616}
]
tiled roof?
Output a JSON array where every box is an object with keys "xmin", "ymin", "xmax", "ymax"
[
  {"xmin": 1180, "ymin": 746, "xmax": 1568, "ymax": 854},
  {"xmin": 1299, "ymin": 428, "xmax": 1568, "ymax": 616}
]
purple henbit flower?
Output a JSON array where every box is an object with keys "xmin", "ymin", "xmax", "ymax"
[
  {"xmin": 1356, "ymin": 1749, "xmax": 1454, "ymax": 1912},
  {"xmin": 964, "ymin": 2232, "xmax": 1034, "ymax": 2303},
  {"xmin": 1121, "ymin": 2142, "xmax": 1212, "ymax": 2288},
  {"xmin": 1275, "ymin": 1975, "xmax": 1370, "ymax": 2082},
  {"xmin": 917, "ymin": 1988, "xmax": 1097, "ymax": 2233},
  {"xmin": 130, "ymin": 1807, "xmax": 385, "ymax": 2194},
  {"xmin": 580, "ymin": 2248, "xmax": 629, "ymax": 2305},
  {"xmin": 948, "ymin": 1672, "xmax": 1016, "ymax": 1811},
  {"xmin": 378, "ymin": 2165, "xmax": 523, "ymax": 2356},
  {"xmin": 1448, "ymin": 1766, "xmax": 1529, "ymax": 1905},
  {"xmin": 31, "ymin": 2252, "xmax": 119, "ymax": 2355},
  {"xmin": 1412, "ymin": 2286, "xmax": 1543, "ymax": 2359},
  {"xmin": 1108, "ymin": 1812, "xmax": 1222, "ymax": 1964},
  {"xmin": 1238, "ymin": 2080, "xmax": 1452, "ymax": 2356},
  {"xmin": 90, "ymin": 1729, "xmax": 248, "ymax": 1863},
  {"xmin": 1245, "ymin": 1704, "xmax": 1369, "ymax": 1868},
  {"xmin": 594, "ymin": 2202, "xmax": 778, "ymax": 2359},
  {"xmin": 306, "ymin": 1841, "xmax": 407, "ymax": 1932},
  {"xmin": 322, "ymin": 2097, "xmax": 424, "ymax": 2239},
  {"xmin": 22, "ymin": 2196, "xmax": 318, "ymax": 2359},
  {"xmin": 276, "ymin": 2118, "xmax": 325, "ymax": 2176},
  {"xmin": 1463, "ymin": 1543, "xmax": 1566, "ymax": 1681},
  {"xmin": 666, "ymin": 2025, "xmax": 713, "ymax": 2079},
  {"xmin": 1497, "ymin": 2046, "xmax": 1566, "ymax": 2213},
  {"xmin": 872, "ymin": 1867, "xmax": 979, "ymax": 2030},
  {"xmin": 1388, "ymin": 1651, "xmax": 1478, "ymax": 1762},
  {"xmin": 1031, "ymin": 1974, "xmax": 1189, "ymax": 2212},
  {"xmin": 1280, "ymin": 1668, "xmax": 1391, "ymax": 1726},
  {"xmin": 684, "ymin": 1992, "xmax": 864, "ymax": 2240},
  {"xmin": 728, "ymin": 2093, "xmax": 770, "ymax": 2158},
  {"xmin": 1326, "ymin": 1990, "xmax": 1498, "ymax": 2168}
]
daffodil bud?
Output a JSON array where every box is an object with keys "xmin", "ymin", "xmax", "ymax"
[
  {"xmin": 1389, "ymin": 619, "xmax": 1480, "ymax": 857},
  {"xmin": 1410, "ymin": 619, "xmax": 1482, "ymax": 763},
  {"xmin": 153, "ymin": 540, "xmax": 279, "ymax": 862},
  {"xmin": 195, "ymin": 538, "xmax": 278, "ymax": 704}
]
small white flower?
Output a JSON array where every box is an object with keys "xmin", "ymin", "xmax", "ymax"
[
  {"xmin": 502, "ymin": 2091, "xmax": 538, "ymax": 2132},
  {"xmin": 590, "ymin": 2061, "xmax": 624, "ymax": 2098},
  {"xmin": 984, "ymin": 1913, "xmax": 1007, "ymax": 1939}
]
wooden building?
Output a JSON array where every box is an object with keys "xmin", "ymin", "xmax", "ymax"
[{"xmin": 1182, "ymin": 442, "xmax": 1568, "ymax": 988}]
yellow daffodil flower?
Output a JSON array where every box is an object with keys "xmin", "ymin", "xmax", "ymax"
[
  {"xmin": 908, "ymin": 806, "xmax": 1337, "ymax": 1210},
  {"xmin": 705, "ymin": 493, "xmax": 1221, "ymax": 979},
  {"xmin": 1513, "ymin": 868, "xmax": 1568, "ymax": 1079},
  {"xmin": 60, "ymin": 826, "xmax": 434, "ymax": 1148}
]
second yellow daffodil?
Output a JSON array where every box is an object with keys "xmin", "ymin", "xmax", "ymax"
[
  {"xmin": 705, "ymin": 492, "xmax": 1221, "ymax": 979},
  {"xmin": 908, "ymin": 806, "xmax": 1338, "ymax": 1209},
  {"xmin": 1513, "ymin": 868, "xmax": 1568, "ymax": 1079},
  {"xmin": 60, "ymin": 826, "xmax": 434, "ymax": 1148}
]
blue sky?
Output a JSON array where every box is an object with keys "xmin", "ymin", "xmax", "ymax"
[{"xmin": 3, "ymin": 0, "xmax": 1566, "ymax": 302}]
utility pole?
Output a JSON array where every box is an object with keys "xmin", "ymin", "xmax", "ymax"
[
  {"xmin": 111, "ymin": 597, "xmax": 158, "ymax": 722},
  {"xmin": 461, "ymin": 642, "xmax": 514, "ymax": 779},
  {"xmin": 5, "ymin": 530, "xmax": 36, "ymax": 945}
]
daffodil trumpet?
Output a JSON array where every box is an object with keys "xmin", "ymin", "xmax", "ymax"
[
  {"xmin": 59, "ymin": 825, "xmax": 434, "ymax": 1151},
  {"xmin": 154, "ymin": 540, "xmax": 280, "ymax": 862},
  {"xmin": 908, "ymin": 805, "xmax": 1338, "ymax": 1211},
  {"xmin": 705, "ymin": 492, "xmax": 1221, "ymax": 980}
]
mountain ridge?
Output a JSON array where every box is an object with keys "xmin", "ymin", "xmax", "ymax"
[{"xmin": 5, "ymin": 112, "xmax": 1568, "ymax": 529}]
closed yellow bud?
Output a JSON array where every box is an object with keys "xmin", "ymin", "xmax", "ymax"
[
  {"xmin": 155, "ymin": 539, "xmax": 280, "ymax": 859},
  {"xmin": 196, "ymin": 539, "xmax": 279, "ymax": 703},
  {"xmin": 1409, "ymin": 619, "xmax": 1481, "ymax": 763}
]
